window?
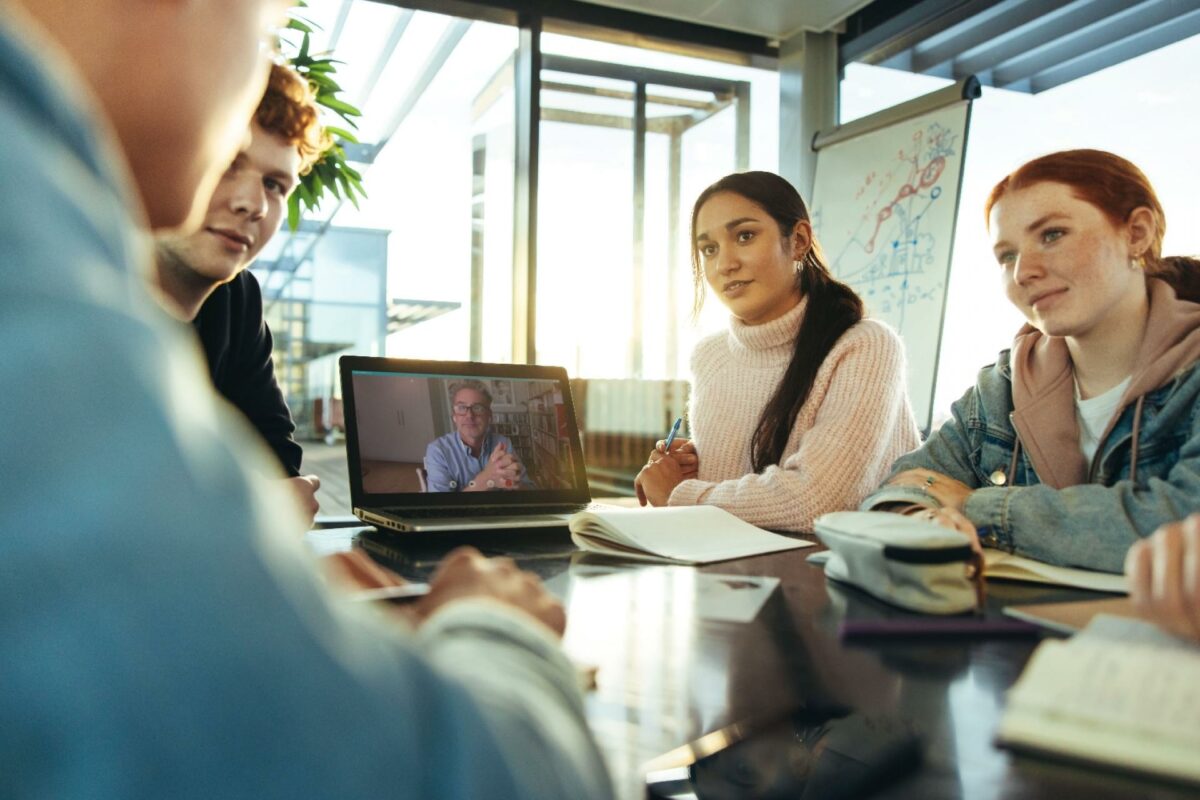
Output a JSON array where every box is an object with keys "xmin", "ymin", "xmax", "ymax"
[{"xmin": 841, "ymin": 37, "xmax": 1200, "ymax": 424}]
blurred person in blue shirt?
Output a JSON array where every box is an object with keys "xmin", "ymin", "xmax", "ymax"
[{"xmin": 0, "ymin": 2, "xmax": 610, "ymax": 798}]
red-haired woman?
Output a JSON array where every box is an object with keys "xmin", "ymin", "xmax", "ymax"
[{"xmin": 863, "ymin": 149, "xmax": 1200, "ymax": 572}]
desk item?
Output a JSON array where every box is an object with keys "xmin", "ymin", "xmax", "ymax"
[
  {"xmin": 695, "ymin": 574, "xmax": 780, "ymax": 623},
  {"xmin": 997, "ymin": 614, "xmax": 1200, "ymax": 787},
  {"xmin": 983, "ymin": 549, "xmax": 1127, "ymax": 593},
  {"xmin": 644, "ymin": 707, "xmax": 922, "ymax": 800},
  {"xmin": 340, "ymin": 356, "xmax": 594, "ymax": 533},
  {"xmin": 840, "ymin": 618, "xmax": 1040, "ymax": 640},
  {"xmin": 814, "ymin": 511, "xmax": 980, "ymax": 614},
  {"xmin": 662, "ymin": 417, "xmax": 682, "ymax": 451},
  {"xmin": 1003, "ymin": 596, "xmax": 1139, "ymax": 635},
  {"xmin": 568, "ymin": 506, "xmax": 812, "ymax": 565}
]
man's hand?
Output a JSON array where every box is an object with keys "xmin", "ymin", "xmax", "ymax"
[
  {"xmin": 287, "ymin": 474, "xmax": 321, "ymax": 526},
  {"xmin": 413, "ymin": 547, "xmax": 566, "ymax": 636},
  {"xmin": 467, "ymin": 441, "xmax": 523, "ymax": 491},
  {"xmin": 1126, "ymin": 515, "xmax": 1200, "ymax": 642}
]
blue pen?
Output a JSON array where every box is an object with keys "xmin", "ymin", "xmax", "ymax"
[{"xmin": 662, "ymin": 417, "xmax": 682, "ymax": 452}]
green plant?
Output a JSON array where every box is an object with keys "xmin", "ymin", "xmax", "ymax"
[{"xmin": 282, "ymin": 7, "xmax": 367, "ymax": 230}]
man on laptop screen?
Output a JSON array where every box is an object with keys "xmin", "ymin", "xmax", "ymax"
[
  {"xmin": 425, "ymin": 379, "xmax": 534, "ymax": 492},
  {"xmin": 342, "ymin": 359, "xmax": 591, "ymax": 532}
]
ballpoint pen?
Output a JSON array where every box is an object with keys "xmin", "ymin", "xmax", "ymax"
[{"xmin": 662, "ymin": 416, "xmax": 682, "ymax": 452}]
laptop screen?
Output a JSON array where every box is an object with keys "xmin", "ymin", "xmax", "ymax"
[{"xmin": 340, "ymin": 358, "xmax": 590, "ymax": 508}]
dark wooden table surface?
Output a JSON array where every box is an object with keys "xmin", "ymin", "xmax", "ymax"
[{"xmin": 346, "ymin": 526, "xmax": 1195, "ymax": 800}]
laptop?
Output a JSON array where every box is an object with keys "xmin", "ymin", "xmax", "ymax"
[{"xmin": 340, "ymin": 356, "xmax": 593, "ymax": 532}]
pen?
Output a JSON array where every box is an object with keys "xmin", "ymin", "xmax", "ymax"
[{"xmin": 662, "ymin": 417, "xmax": 682, "ymax": 452}]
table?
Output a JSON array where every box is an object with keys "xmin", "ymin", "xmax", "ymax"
[{"xmin": 352, "ymin": 527, "xmax": 1194, "ymax": 800}]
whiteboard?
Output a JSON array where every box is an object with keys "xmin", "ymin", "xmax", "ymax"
[{"xmin": 811, "ymin": 101, "xmax": 972, "ymax": 431}]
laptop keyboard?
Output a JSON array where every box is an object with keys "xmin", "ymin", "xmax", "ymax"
[{"xmin": 381, "ymin": 504, "xmax": 589, "ymax": 519}]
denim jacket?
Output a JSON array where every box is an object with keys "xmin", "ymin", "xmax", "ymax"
[{"xmin": 876, "ymin": 279, "xmax": 1200, "ymax": 573}]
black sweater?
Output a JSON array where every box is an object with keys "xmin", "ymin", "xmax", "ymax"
[{"xmin": 193, "ymin": 270, "xmax": 303, "ymax": 476}]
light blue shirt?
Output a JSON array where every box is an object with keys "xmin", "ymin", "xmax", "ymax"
[
  {"xmin": 0, "ymin": 13, "xmax": 608, "ymax": 800},
  {"xmin": 424, "ymin": 429, "xmax": 533, "ymax": 491}
]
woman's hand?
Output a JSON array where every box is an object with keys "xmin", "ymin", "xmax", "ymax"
[
  {"xmin": 1125, "ymin": 515, "xmax": 1200, "ymax": 642},
  {"xmin": 888, "ymin": 468, "xmax": 973, "ymax": 512},
  {"xmin": 910, "ymin": 506, "xmax": 983, "ymax": 558},
  {"xmin": 635, "ymin": 455, "xmax": 686, "ymax": 507},
  {"xmin": 647, "ymin": 438, "xmax": 698, "ymax": 476},
  {"xmin": 636, "ymin": 439, "xmax": 697, "ymax": 505}
]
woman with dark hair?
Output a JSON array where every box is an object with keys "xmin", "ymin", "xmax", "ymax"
[
  {"xmin": 634, "ymin": 171, "xmax": 920, "ymax": 533},
  {"xmin": 863, "ymin": 149, "xmax": 1200, "ymax": 573}
]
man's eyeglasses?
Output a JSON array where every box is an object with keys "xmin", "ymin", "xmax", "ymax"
[{"xmin": 453, "ymin": 403, "xmax": 490, "ymax": 416}]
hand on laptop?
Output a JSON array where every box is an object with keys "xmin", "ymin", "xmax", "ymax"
[
  {"xmin": 414, "ymin": 547, "xmax": 567, "ymax": 636},
  {"xmin": 287, "ymin": 474, "xmax": 321, "ymax": 527},
  {"xmin": 1126, "ymin": 515, "xmax": 1200, "ymax": 642},
  {"xmin": 466, "ymin": 442, "xmax": 523, "ymax": 491}
]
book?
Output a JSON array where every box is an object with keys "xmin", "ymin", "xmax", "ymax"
[
  {"xmin": 997, "ymin": 615, "xmax": 1200, "ymax": 786},
  {"xmin": 1002, "ymin": 596, "xmax": 1139, "ymax": 635},
  {"xmin": 567, "ymin": 505, "xmax": 814, "ymax": 565},
  {"xmin": 983, "ymin": 549, "xmax": 1127, "ymax": 593}
]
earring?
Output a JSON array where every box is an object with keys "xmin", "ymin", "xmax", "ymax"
[{"xmin": 1131, "ymin": 255, "xmax": 1145, "ymax": 270}]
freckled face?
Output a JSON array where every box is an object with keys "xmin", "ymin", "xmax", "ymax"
[
  {"xmin": 695, "ymin": 192, "xmax": 807, "ymax": 325},
  {"xmin": 990, "ymin": 181, "xmax": 1145, "ymax": 340}
]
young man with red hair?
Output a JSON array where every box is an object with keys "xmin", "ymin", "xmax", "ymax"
[{"xmin": 156, "ymin": 63, "xmax": 328, "ymax": 522}]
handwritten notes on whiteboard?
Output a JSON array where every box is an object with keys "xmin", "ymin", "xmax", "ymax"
[{"xmin": 811, "ymin": 102, "xmax": 971, "ymax": 429}]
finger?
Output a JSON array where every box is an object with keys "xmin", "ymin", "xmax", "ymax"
[
  {"xmin": 491, "ymin": 442, "xmax": 506, "ymax": 458},
  {"xmin": 1151, "ymin": 526, "xmax": 1189, "ymax": 637},
  {"xmin": 1125, "ymin": 538, "xmax": 1152, "ymax": 602},
  {"xmin": 634, "ymin": 474, "xmax": 647, "ymax": 506},
  {"xmin": 676, "ymin": 440, "xmax": 695, "ymax": 453},
  {"xmin": 436, "ymin": 546, "xmax": 484, "ymax": 579},
  {"xmin": 492, "ymin": 556, "xmax": 518, "ymax": 573},
  {"xmin": 647, "ymin": 450, "xmax": 664, "ymax": 465},
  {"xmin": 655, "ymin": 439, "xmax": 666, "ymax": 453},
  {"xmin": 306, "ymin": 474, "xmax": 321, "ymax": 491},
  {"xmin": 1182, "ymin": 518, "xmax": 1200, "ymax": 640}
]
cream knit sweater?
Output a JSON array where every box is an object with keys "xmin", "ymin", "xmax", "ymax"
[{"xmin": 669, "ymin": 298, "xmax": 921, "ymax": 532}]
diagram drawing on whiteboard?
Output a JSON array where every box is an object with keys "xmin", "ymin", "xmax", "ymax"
[
  {"xmin": 811, "ymin": 97, "xmax": 973, "ymax": 430},
  {"xmin": 820, "ymin": 122, "xmax": 956, "ymax": 329}
]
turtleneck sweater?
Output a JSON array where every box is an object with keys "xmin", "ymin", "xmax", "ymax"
[{"xmin": 669, "ymin": 298, "xmax": 921, "ymax": 532}]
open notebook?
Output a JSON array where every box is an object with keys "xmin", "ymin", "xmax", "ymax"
[
  {"xmin": 568, "ymin": 506, "xmax": 813, "ymax": 565},
  {"xmin": 997, "ymin": 615, "xmax": 1200, "ymax": 786},
  {"xmin": 983, "ymin": 550, "xmax": 1127, "ymax": 593}
]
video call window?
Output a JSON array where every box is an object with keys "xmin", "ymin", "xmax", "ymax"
[{"xmin": 350, "ymin": 371, "xmax": 579, "ymax": 493}]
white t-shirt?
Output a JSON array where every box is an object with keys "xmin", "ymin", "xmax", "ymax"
[{"xmin": 1075, "ymin": 375, "xmax": 1132, "ymax": 463}]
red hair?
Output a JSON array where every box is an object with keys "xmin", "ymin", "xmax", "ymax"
[
  {"xmin": 984, "ymin": 149, "xmax": 1166, "ymax": 271},
  {"xmin": 255, "ymin": 63, "xmax": 332, "ymax": 175}
]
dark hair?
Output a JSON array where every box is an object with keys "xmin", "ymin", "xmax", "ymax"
[
  {"xmin": 690, "ymin": 171, "xmax": 864, "ymax": 473},
  {"xmin": 984, "ymin": 149, "xmax": 1166, "ymax": 271}
]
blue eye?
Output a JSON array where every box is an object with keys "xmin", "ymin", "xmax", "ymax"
[{"xmin": 1042, "ymin": 228, "xmax": 1065, "ymax": 244}]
